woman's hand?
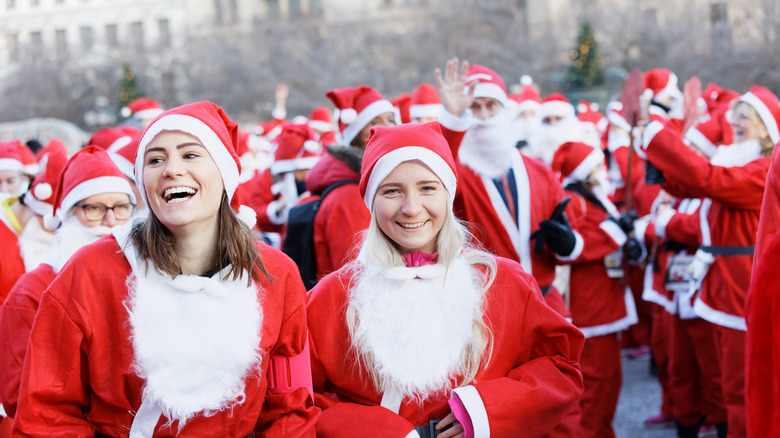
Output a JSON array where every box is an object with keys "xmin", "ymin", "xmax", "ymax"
[
  {"xmin": 436, "ymin": 412, "xmax": 464, "ymax": 438},
  {"xmin": 435, "ymin": 57, "xmax": 475, "ymax": 118}
]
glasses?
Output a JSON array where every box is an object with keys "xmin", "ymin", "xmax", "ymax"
[{"xmin": 75, "ymin": 203, "xmax": 135, "ymax": 221}]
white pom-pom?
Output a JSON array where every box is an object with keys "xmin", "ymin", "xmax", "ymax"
[
  {"xmin": 591, "ymin": 103, "xmax": 600, "ymax": 112},
  {"xmin": 340, "ymin": 108, "xmax": 358, "ymax": 125},
  {"xmin": 520, "ymin": 75, "xmax": 533, "ymax": 86},
  {"xmin": 237, "ymin": 204, "xmax": 257, "ymax": 229},
  {"xmin": 43, "ymin": 213, "xmax": 59, "ymax": 231},
  {"xmin": 120, "ymin": 106, "xmax": 132, "ymax": 118},
  {"xmin": 641, "ymin": 89, "xmax": 655, "ymax": 102},
  {"xmin": 577, "ymin": 103, "xmax": 589, "ymax": 114},
  {"xmin": 33, "ymin": 182, "xmax": 53, "ymax": 201},
  {"xmin": 303, "ymin": 140, "xmax": 321, "ymax": 153}
]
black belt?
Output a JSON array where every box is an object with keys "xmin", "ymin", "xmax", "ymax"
[
  {"xmin": 540, "ymin": 285, "xmax": 552, "ymax": 297},
  {"xmin": 415, "ymin": 419, "xmax": 451, "ymax": 438},
  {"xmin": 96, "ymin": 432, "xmax": 255, "ymax": 438},
  {"xmin": 700, "ymin": 245, "xmax": 755, "ymax": 256}
]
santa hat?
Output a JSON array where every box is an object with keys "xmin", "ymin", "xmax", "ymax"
[
  {"xmin": 121, "ymin": 97, "xmax": 164, "ymax": 120},
  {"xmin": 269, "ymin": 123, "xmax": 322, "ymax": 175},
  {"xmin": 36, "ymin": 138, "xmax": 67, "ymax": 166},
  {"xmin": 326, "ymin": 86, "xmax": 395, "ymax": 145},
  {"xmin": 702, "ymin": 82, "xmax": 739, "ymax": 114},
  {"xmin": 135, "ymin": 101, "xmax": 257, "ymax": 228},
  {"xmin": 360, "ymin": 122, "xmax": 457, "ymax": 212},
  {"xmin": 89, "ymin": 126, "xmax": 139, "ymax": 153},
  {"xmin": 23, "ymin": 145, "xmax": 68, "ymax": 217},
  {"xmin": 16, "ymin": 142, "xmax": 39, "ymax": 176},
  {"xmin": 109, "ymin": 131, "xmax": 141, "ymax": 181},
  {"xmin": 643, "ymin": 68, "xmax": 679, "ymax": 103},
  {"xmin": 391, "ymin": 93, "xmax": 412, "ymax": 125},
  {"xmin": 409, "ymin": 83, "xmax": 443, "ymax": 121},
  {"xmin": 0, "ymin": 140, "xmax": 24, "ymax": 173},
  {"xmin": 551, "ymin": 141, "xmax": 605, "ymax": 187},
  {"xmin": 308, "ymin": 106, "xmax": 334, "ymax": 133},
  {"xmin": 577, "ymin": 101, "xmax": 608, "ymax": 134},
  {"xmin": 734, "ymin": 85, "xmax": 780, "ymax": 145},
  {"xmin": 464, "ymin": 64, "xmax": 508, "ymax": 108},
  {"xmin": 45, "ymin": 146, "xmax": 135, "ymax": 230},
  {"xmin": 539, "ymin": 93, "xmax": 576, "ymax": 120},
  {"xmin": 509, "ymin": 75, "xmax": 542, "ymax": 114}
]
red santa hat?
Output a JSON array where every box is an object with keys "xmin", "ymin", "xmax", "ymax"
[
  {"xmin": 551, "ymin": 141, "xmax": 605, "ymax": 187},
  {"xmin": 326, "ymin": 86, "xmax": 395, "ymax": 145},
  {"xmin": 308, "ymin": 106, "xmax": 334, "ymax": 133},
  {"xmin": 509, "ymin": 75, "xmax": 542, "ymax": 114},
  {"xmin": 89, "ymin": 126, "xmax": 139, "ymax": 153},
  {"xmin": 577, "ymin": 101, "xmax": 608, "ymax": 134},
  {"xmin": 409, "ymin": 83, "xmax": 443, "ymax": 121},
  {"xmin": 36, "ymin": 138, "xmax": 67, "ymax": 164},
  {"xmin": 135, "ymin": 101, "xmax": 257, "ymax": 228},
  {"xmin": 17, "ymin": 142, "xmax": 39, "ymax": 175},
  {"xmin": 391, "ymin": 93, "xmax": 412, "ymax": 125},
  {"xmin": 643, "ymin": 68, "xmax": 679, "ymax": 103},
  {"xmin": 464, "ymin": 64, "xmax": 508, "ymax": 108},
  {"xmin": 23, "ymin": 145, "xmax": 68, "ymax": 217},
  {"xmin": 539, "ymin": 93, "xmax": 576, "ymax": 120},
  {"xmin": 269, "ymin": 123, "xmax": 322, "ymax": 175},
  {"xmin": 360, "ymin": 122, "xmax": 457, "ymax": 212},
  {"xmin": 121, "ymin": 97, "xmax": 164, "ymax": 120},
  {"xmin": 734, "ymin": 85, "xmax": 780, "ymax": 145},
  {"xmin": 0, "ymin": 140, "xmax": 24, "ymax": 173},
  {"xmin": 45, "ymin": 146, "xmax": 135, "ymax": 230},
  {"xmin": 109, "ymin": 132, "xmax": 141, "ymax": 182}
]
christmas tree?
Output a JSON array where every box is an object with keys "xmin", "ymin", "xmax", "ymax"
[
  {"xmin": 118, "ymin": 63, "xmax": 144, "ymax": 112},
  {"xmin": 567, "ymin": 22, "xmax": 605, "ymax": 88}
]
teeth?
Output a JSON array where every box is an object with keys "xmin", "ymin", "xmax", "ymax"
[
  {"xmin": 400, "ymin": 221, "xmax": 425, "ymax": 229},
  {"xmin": 163, "ymin": 186, "xmax": 196, "ymax": 201}
]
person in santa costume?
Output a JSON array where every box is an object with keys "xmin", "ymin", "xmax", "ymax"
[
  {"xmin": 308, "ymin": 106, "xmax": 337, "ymax": 147},
  {"xmin": 307, "ymin": 121, "xmax": 584, "ymax": 438},
  {"xmin": 410, "ymin": 83, "xmax": 443, "ymax": 124},
  {"xmin": 507, "ymin": 75, "xmax": 542, "ymax": 150},
  {"xmin": 121, "ymin": 97, "xmax": 165, "ymax": 129},
  {"xmin": 526, "ymin": 93, "xmax": 589, "ymax": 166},
  {"xmin": 0, "ymin": 146, "xmax": 137, "ymax": 419},
  {"xmin": 550, "ymin": 141, "xmax": 641, "ymax": 438},
  {"xmin": 638, "ymin": 85, "xmax": 780, "ymax": 438},
  {"xmin": 0, "ymin": 141, "xmax": 28, "ymax": 305},
  {"xmin": 433, "ymin": 58, "xmax": 583, "ymax": 319},
  {"xmin": 303, "ymin": 85, "xmax": 395, "ymax": 279},
  {"xmin": 13, "ymin": 101, "xmax": 318, "ymax": 436}
]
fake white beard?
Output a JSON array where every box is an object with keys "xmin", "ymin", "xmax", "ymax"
[
  {"xmin": 710, "ymin": 139, "xmax": 763, "ymax": 168},
  {"xmin": 526, "ymin": 118, "xmax": 583, "ymax": 165},
  {"xmin": 510, "ymin": 116, "xmax": 540, "ymax": 144},
  {"xmin": 18, "ymin": 216, "xmax": 55, "ymax": 271},
  {"xmin": 459, "ymin": 110, "xmax": 518, "ymax": 178},
  {"xmin": 349, "ymin": 256, "xmax": 485, "ymax": 402},
  {"xmin": 45, "ymin": 214, "xmax": 116, "ymax": 273},
  {"xmin": 591, "ymin": 171, "xmax": 620, "ymax": 218},
  {"xmin": 126, "ymin": 265, "xmax": 263, "ymax": 426}
]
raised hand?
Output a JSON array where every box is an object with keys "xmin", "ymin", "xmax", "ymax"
[{"xmin": 434, "ymin": 57, "xmax": 476, "ymax": 117}]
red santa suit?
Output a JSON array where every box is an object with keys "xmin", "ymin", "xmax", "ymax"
[
  {"xmin": 0, "ymin": 201, "xmax": 25, "ymax": 305},
  {"xmin": 642, "ymin": 110, "xmax": 773, "ymax": 436},
  {"xmin": 13, "ymin": 230, "xmax": 318, "ymax": 436},
  {"xmin": 307, "ymin": 256, "xmax": 584, "ymax": 438},
  {"xmin": 0, "ymin": 263, "xmax": 56, "ymax": 418},
  {"xmin": 245, "ymin": 168, "xmax": 284, "ymax": 234},
  {"xmin": 746, "ymin": 144, "xmax": 780, "ymax": 437}
]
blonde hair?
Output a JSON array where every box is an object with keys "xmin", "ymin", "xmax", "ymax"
[
  {"xmin": 733, "ymin": 101, "xmax": 775, "ymax": 156},
  {"xmin": 345, "ymin": 194, "xmax": 497, "ymax": 393}
]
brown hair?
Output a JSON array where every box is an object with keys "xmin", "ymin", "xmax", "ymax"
[{"xmin": 130, "ymin": 192, "xmax": 270, "ymax": 284}]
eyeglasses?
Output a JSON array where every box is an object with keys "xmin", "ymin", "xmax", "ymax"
[{"xmin": 75, "ymin": 203, "xmax": 135, "ymax": 221}]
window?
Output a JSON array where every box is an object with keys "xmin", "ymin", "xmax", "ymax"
[
  {"xmin": 289, "ymin": 0, "xmax": 300, "ymax": 15},
  {"xmin": 106, "ymin": 24, "xmax": 118, "ymax": 48},
  {"xmin": 55, "ymin": 29, "xmax": 68, "ymax": 56},
  {"xmin": 80, "ymin": 26, "xmax": 93, "ymax": 51},
  {"xmin": 158, "ymin": 18, "xmax": 170, "ymax": 47},
  {"xmin": 229, "ymin": 0, "xmax": 237, "ymax": 22},
  {"xmin": 214, "ymin": 0, "xmax": 223, "ymax": 24},
  {"xmin": 130, "ymin": 21, "xmax": 144, "ymax": 48},
  {"xmin": 266, "ymin": 0, "xmax": 279, "ymax": 17},
  {"xmin": 29, "ymin": 31, "xmax": 43, "ymax": 59},
  {"xmin": 710, "ymin": 2, "xmax": 732, "ymax": 52},
  {"xmin": 7, "ymin": 34, "xmax": 19, "ymax": 62}
]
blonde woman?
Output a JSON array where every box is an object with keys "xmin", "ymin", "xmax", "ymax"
[{"xmin": 307, "ymin": 122, "xmax": 584, "ymax": 438}]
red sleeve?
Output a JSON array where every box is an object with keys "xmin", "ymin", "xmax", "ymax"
[
  {"xmin": 645, "ymin": 125, "xmax": 769, "ymax": 209},
  {"xmin": 665, "ymin": 210, "xmax": 704, "ymax": 247},
  {"xmin": 563, "ymin": 193, "xmax": 623, "ymax": 264},
  {"xmin": 249, "ymin": 169, "xmax": 284, "ymax": 234},
  {"xmin": 754, "ymin": 146, "xmax": 780, "ymax": 264},
  {"xmin": 0, "ymin": 225, "xmax": 25, "ymax": 305},
  {"xmin": 314, "ymin": 186, "xmax": 370, "ymax": 277}
]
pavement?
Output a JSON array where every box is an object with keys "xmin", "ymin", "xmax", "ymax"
[{"xmin": 613, "ymin": 351, "xmax": 677, "ymax": 438}]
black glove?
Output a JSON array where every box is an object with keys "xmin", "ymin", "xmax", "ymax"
[
  {"xmin": 616, "ymin": 210, "xmax": 637, "ymax": 234},
  {"xmin": 645, "ymin": 161, "xmax": 666, "ymax": 185},
  {"xmin": 625, "ymin": 237, "xmax": 644, "ymax": 262},
  {"xmin": 531, "ymin": 212, "xmax": 576, "ymax": 256}
]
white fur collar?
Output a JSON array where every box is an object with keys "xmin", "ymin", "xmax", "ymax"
[
  {"xmin": 350, "ymin": 256, "xmax": 484, "ymax": 401},
  {"xmin": 119, "ymin": 223, "xmax": 263, "ymax": 426},
  {"xmin": 18, "ymin": 217, "xmax": 54, "ymax": 272},
  {"xmin": 710, "ymin": 139, "xmax": 763, "ymax": 167}
]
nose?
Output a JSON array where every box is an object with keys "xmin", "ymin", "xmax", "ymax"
[
  {"xmin": 473, "ymin": 107, "xmax": 489, "ymax": 121},
  {"xmin": 163, "ymin": 157, "xmax": 184, "ymax": 178},
  {"xmin": 102, "ymin": 208, "xmax": 117, "ymax": 227},
  {"xmin": 401, "ymin": 193, "xmax": 423, "ymax": 217}
]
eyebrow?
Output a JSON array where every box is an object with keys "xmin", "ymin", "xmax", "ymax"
[
  {"xmin": 378, "ymin": 180, "xmax": 442, "ymax": 190},
  {"xmin": 144, "ymin": 142, "xmax": 205, "ymax": 156}
]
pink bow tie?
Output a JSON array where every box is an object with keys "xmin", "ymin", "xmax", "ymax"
[{"xmin": 402, "ymin": 251, "xmax": 439, "ymax": 267}]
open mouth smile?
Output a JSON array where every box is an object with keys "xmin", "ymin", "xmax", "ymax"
[{"xmin": 163, "ymin": 186, "xmax": 197, "ymax": 204}]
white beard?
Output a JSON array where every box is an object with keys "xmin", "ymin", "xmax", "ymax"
[
  {"xmin": 526, "ymin": 118, "xmax": 583, "ymax": 165},
  {"xmin": 18, "ymin": 217, "xmax": 55, "ymax": 271},
  {"xmin": 510, "ymin": 116, "xmax": 540, "ymax": 144},
  {"xmin": 459, "ymin": 110, "xmax": 517, "ymax": 178},
  {"xmin": 710, "ymin": 139, "xmax": 763, "ymax": 167},
  {"xmin": 45, "ymin": 214, "xmax": 116, "ymax": 273},
  {"xmin": 350, "ymin": 256, "xmax": 485, "ymax": 402},
  {"xmin": 126, "ymin": 265, "xmax": 263, "ymax": 426}
]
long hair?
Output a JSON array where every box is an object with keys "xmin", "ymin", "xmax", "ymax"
[
  {"xmin": 345, "ymin": 193, "xmax": 497, "ymax": 392},
  {"xmin": 130, "ymin": 192, "xmax": 270, "ymax": 284}
]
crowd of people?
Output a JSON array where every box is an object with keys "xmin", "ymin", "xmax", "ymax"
[{"xmin": 0, "ymin": 56, "xmax": 777, "ymax": 438}]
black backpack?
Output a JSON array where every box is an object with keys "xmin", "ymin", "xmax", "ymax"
[{"xmin": 282, "ymin": 179, "xmax": 358, "ymax": 290}]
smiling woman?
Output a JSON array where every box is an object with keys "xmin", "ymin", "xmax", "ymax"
[
  {"xmin": 306, "ymin": 122, "xmax": 585, "ymax": 438},
  {"xmin": 13, "ymin": 101, "xmax": 319, "ymax": 436}
]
